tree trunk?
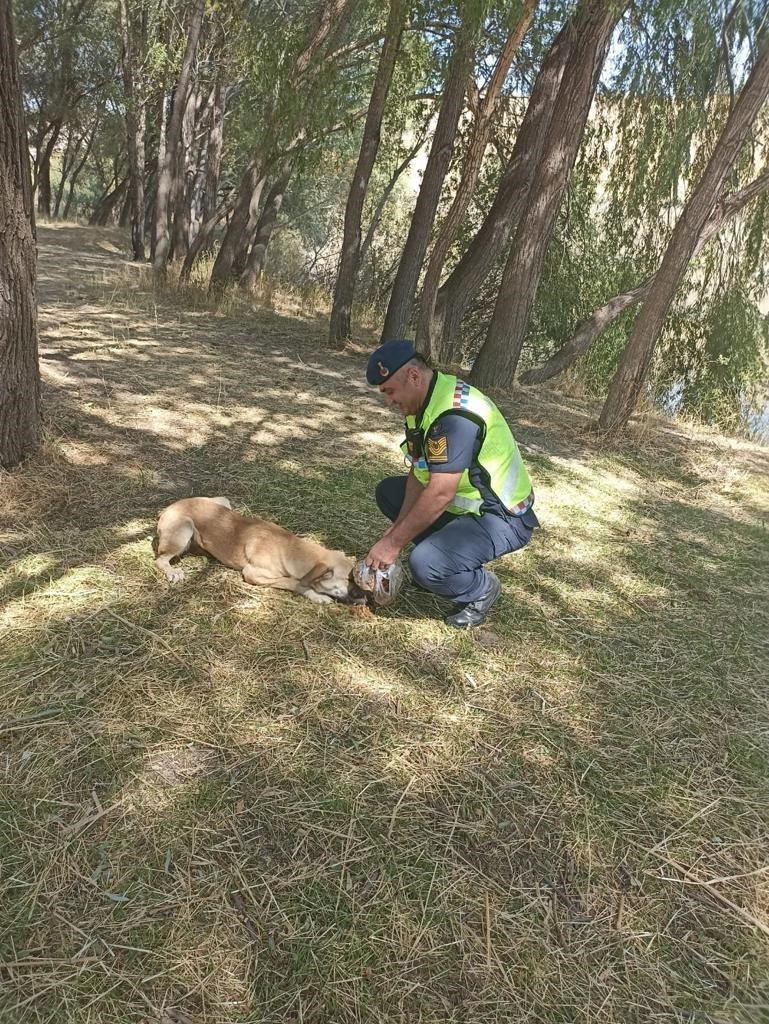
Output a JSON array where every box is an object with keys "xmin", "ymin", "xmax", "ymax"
[
  {"xmin": 0, "ymin": 0, "xmax": 40, "ymax": 469},
  {"xmin": 470, "ymin": 0, "xmax": 629, "ymax": 391},
  {"xmin": 53, "ymin": 129, "xmax": 78, "ymax": 217},
  {"xmin": 209, "ymin": 160, "xmax": 266, "ymax": 294},
  {"xmin": 432, "ymin": 18, "xmax": 573, "ymax": 360},
  {"xmin": 152, "ymin": 0, "xmax": 205, "ymax": 274},
  {"xmin": 36, "ymin": 123, "xmax": 61, "ymax": 217},
  {"xmin": 89, "ymin": 176, "xmax": 128, "ymax": 225},
  {"xmin": 179, "ymin": 198, "xmax": 235, "ymax": 282},
  {"xmin": 381, "ymin": 12, "xmax": 481, "ymax": 342},
  {"xmin": 62, "ymin": 124, "xmax": 95, "ymax": 219},
  {"xmin": 203, "ymin": 78, "xmax": 225, "ymax": 223},
  {"xmin": 118, "ymin": 0, "xmax": 147, "ymax": 260},
  {"xmin": 170, "ymin": 83, "xmax": 199, "ymax": 263},
  {"xmin": 329, "ymin": 0, "xmax": 407, "ymax": 347},
  {"xmin": 598, "ymin": 41, "xmax": 769, "ymax": 433},
  {"xmin": 240, "ymin": 168, "xmax": 292, "ymax": 291},
  {"xmin": 149, "ymin": 91, "xmax": 168, "ymax": 263},
  {"xmin": 417, "ymin": 0, "xmax": 537, "ymax": 360}
]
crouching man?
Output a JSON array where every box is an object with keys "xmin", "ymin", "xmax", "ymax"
[{"xmin": 364, "ymin": 340, "xmax": 538, "ymax": 628}]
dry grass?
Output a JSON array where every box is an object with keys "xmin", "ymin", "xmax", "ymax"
[{"xmin": 1, "ymin": 223, "xmax": 769, "ymax": 1023}]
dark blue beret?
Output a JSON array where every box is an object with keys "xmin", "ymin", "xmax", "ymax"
[{"xmin": 366, "ymin": 339, "xmax": 416, "ymax": 385}]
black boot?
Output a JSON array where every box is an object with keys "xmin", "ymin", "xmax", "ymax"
[{"xmin": 444, "ymin": 573, "xmax": 502, "ymax": 628}]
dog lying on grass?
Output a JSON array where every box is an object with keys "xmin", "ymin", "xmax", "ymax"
[{"xmin": 154, "ymin": 497, "xmax": 367, "ymax": 605}]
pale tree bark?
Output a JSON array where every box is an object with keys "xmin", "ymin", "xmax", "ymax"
[
  {"xmin": 240, "ymin": 166, "xmax": 292, "ymax": 291},
  {"xmin": 417, "ymin": 0, "xmax": 537, "ymax": 359},
  {"xmin": 599, "ymin": 40, "xmax": 769, "ymax": 433},
  {"xmin": 149, "ymin": 87, "xmax": 168, "ymax": 263},
  {"xmin": 432, "ymin": 17, "xmax": 573, "ymax": 360},
  {"xmin": 170, "ymin": 83, "xmax": 199, "ymax": 263},
  {"xmin": 519, "ymin": 169, "xmax": 769, "ymax": 385},
  {"xmin": 381, "ymin": 8, "xmax": 483, "ymax": 342},
  {"xmin": 329, "ymin": 0, "xmax": 407, "ymax": 347},
  {"xmin": 203, "ymin": 77, "xmax": 225, "ymax": 222},
  {"xmin": 470, "ymin": 0, "xmax": 630, "ymax": 391},
  {"xmin": 152, "ymin": 0, "xmax": 205, "ymax": 274},
  {"xmin": 0, "ymin": 0, "xmax": 40, "ymax": 468},
  {"xmin": 209, "ymin": 0, "xmax": 357, "ymax": 295},
  {"xmin": 118, "ymin": 0, "xmax": 147, "ymax": 260}
]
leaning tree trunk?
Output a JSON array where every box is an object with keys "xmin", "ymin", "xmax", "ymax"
[
  {"xmin": 599, "ymin": 39, "xmax": 769, "ymax": 433},
  {"xmin": 0, "ymin": 0, "xmax": 40, "ymax": 468},
  {"xmin": 209, "ymin": 160, "xmax": 266, "ymax": 294},
  {"xmin": 470, "ymin": 0, "xmax": 629, "ymax": 392},
  {"xmin": 89, "ymin": 176, "xmax": 129, "ymax": 225},
  {"xmin": 118, "ymin": 0, "xmax": 147, "ymax": 260},
  {"xmin": 417, "ymin": 0, "xmax": 537, "ymax": 360},
  {"xmin": 179, "ymin": 198, "xmax": 234, "ymax": 282},
  {"xmin": 240, "ymin": 168, "xmax": 292, "ymax": 291},
  {"xmin": 380, "ymin": 11, "xmax": 481, "ymax": 342},
  {"xmin": 519, "ymin": 169, "xmax": 769, "ymax": 386},
  {"xmin": 431, "ymin": 17, "xmax": 572, "ymax": 360},
  {"xmin": 329, "ymin": 0, "xmax": 407, "ymax": 347},
  {"xmin": 152, "ymin": 0, "xmax": 205, "ymax": 274}
]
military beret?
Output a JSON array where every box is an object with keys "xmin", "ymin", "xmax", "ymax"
[{"xmin": 366, "ymin": 339, "xmax": 416, "ymax": 385}]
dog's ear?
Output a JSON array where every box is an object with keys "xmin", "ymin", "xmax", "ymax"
[{"xmin": 299, "ymin": 562, "xmax": 333, "ymax": 587}]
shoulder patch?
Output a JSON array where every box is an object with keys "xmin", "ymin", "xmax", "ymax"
[{"xmin": 426, "ymin": 435, "xmax": 449, "ymax": 463}]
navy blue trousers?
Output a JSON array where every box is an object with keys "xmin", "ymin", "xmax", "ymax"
[{"xmin": 375, "ymin": 475, "xmax": 536, "ymax": 605}]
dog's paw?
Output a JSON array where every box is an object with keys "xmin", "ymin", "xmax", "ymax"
[
  {"xmin": 165, "ymin": 568, "xmax": 185, "ymax": 584},
  {"xmin": 305, "ymin": 591, "xmax": 332, "ymax": 605}
]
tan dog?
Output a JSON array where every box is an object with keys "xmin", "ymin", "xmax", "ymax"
[{"xmin": 154, "ymin": 497, "xmax": 365, "ymax": 605}]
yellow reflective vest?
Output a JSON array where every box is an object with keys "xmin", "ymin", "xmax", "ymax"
[{"xmin": 401, "ymin": 372, "xmax": 533, "ymax": 516}]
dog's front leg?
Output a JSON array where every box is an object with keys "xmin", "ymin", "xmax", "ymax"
[{"xmin": 242, "ymin": 564, "xmax": 332, "ymax": 603}]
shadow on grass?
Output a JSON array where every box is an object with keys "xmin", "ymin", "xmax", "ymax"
[{"xmin": 1, "ymin": 226, "xmax": 768, "ymax": 1023}]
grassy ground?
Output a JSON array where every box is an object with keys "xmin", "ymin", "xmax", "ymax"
[{"xmin": 1, "ymin": 223, "xmax": 768, "ymax": 1024}]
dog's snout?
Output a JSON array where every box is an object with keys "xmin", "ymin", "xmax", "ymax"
[{"xmin": 341, "ymin": 572, "xmax": 368, "ymax": 605}]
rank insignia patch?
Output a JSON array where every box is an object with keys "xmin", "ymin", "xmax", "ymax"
[{"xmin": 426, "ymin": 435, "xmax": 449, "ymax": 463}]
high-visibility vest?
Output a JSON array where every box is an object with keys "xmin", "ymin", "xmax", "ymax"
[{"xmin": 402, "ymin": 372, "xmax": 533, "ymax": 516}]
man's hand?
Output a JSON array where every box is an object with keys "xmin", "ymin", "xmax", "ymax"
[{"xmin": 366, "ymin": 534, "xmax": 402, "ymax": 570}]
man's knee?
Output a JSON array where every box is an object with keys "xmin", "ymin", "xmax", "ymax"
[
  {"xmin": 408, "ymin": 542, "xmax": 443, "ymax": 590},
  {"xmin": 375, "ymin": 476, "xmax": 405, "ymax": 521}
]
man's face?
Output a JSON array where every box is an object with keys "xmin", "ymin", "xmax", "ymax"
[{"xmin": 378, "ymin": 364, "xmax": 422, "ymax": 416}]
